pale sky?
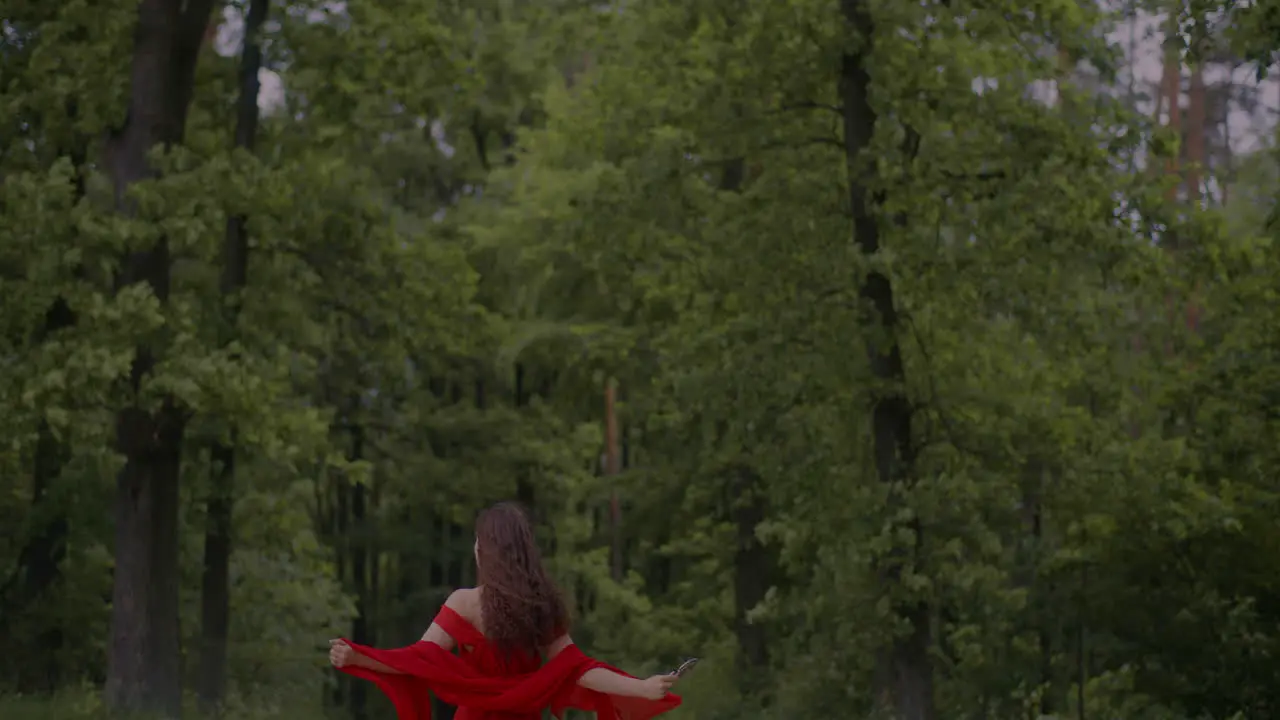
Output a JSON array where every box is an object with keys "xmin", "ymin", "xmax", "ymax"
[
  {"xmin": 211, "ymin": 3, "xmax": 1278, "ymax": 160},
  {"xmin": 1110, "ymin": 5, "xmax": 1279, "ymax": 155}
]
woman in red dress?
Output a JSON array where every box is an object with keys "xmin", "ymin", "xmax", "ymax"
[{"xmin": 328, "ymin": 502, "xmax": 683, "ymax": 720}]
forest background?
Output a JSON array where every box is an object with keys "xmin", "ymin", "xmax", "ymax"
[{"xmin": 4, "ymin": 0, "xmax": 1280, "ymax": 718}]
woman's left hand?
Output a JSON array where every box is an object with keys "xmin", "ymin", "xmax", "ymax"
[
  {"xmin": 329, "ymin": 639, "xmax": 355, "ymax": 668},
  {"xmin": 637, "ymin": 674, "xmax": 678, "ymax": 700}
]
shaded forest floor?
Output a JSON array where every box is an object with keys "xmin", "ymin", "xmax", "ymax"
[{"xmin": 0, "ymin": 693, "xmax": 330, "ymax": 720}]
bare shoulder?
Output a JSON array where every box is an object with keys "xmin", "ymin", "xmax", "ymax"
[{"xmin": 444, "ymin": 587, "xmax": 482, "ymax": 624}]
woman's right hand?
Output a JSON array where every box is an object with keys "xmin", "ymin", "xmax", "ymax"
[
  {"xmin": 638, "ymin": 673, "xmax": 678, "ymax": 700},
  {"xmin": 329, "ymin": 639, "xmax": 356, "ymax": 668}
]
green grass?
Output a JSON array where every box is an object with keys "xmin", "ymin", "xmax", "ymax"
[
  {"xmin": 0, "ymin": 692, "xmax": 105, "ymax": 720},
  {"xmin": 0, "ymin": 689, "xmax": 334, "ymax": 720}
]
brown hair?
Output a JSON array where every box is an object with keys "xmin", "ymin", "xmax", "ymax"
[{"xmin": 475, "ymin": 502, "xmax": 569, "ymax": 656}]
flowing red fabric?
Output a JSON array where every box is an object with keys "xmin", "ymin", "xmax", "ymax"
[{"xmin": 338, "ymin": 607, "xmax": 681, "ymax": 720}]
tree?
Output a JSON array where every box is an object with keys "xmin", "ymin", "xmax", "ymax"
[
  {"xmin": 197, "ymin": 0, "xmax": 270, "ymax": 713},
  {"xmin": 103, "ymin": 1, "xmax": 218, "ymax": 715},
  {"xmin": 4, "ymin": 1, "xmax": 1280, "ymax": 719}
]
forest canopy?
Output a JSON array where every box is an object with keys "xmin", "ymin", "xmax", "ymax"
[{"xmin": 2, "ymin": 0, "xmax": 1279, "ymax": 719}]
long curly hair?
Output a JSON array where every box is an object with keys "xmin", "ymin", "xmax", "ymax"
[{"xmin": 475, "ymin": 502, "xmax": 569, "ymax": 657}]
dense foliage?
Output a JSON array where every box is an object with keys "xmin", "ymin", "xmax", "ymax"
[{"xmin": 2, "ymin": 0, "xmax": 1279, "ymax": 719}]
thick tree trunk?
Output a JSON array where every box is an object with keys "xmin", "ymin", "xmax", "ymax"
[
  {"xmin": 104, "ymin": 1, "xmax": 216, "ymax": 716},
  {"xmin": 109, "ymin": 408, "xmax": 186, "ymax": 716},
  {"xmin": 197, "ymin": 0, "xmax": 268, "ymax": 713},
  {"xmin": 838, "ymin": 1, "xmax": 933, "ymax": 718}
]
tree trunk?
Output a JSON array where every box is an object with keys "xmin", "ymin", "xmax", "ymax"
[
  {"xmin": 1023, "ymin": 459, "xmax": 1054, "ymax": 717},
  {"xmin": 197, "ymin": 0, "xmax": 268, "ymax": 713},
  {"xmin": 331, "ymin": 478, "xmax": 349, "ymax": 709},
  {"xmin": 838, "ymin": 1, "xmax": 933, "ymax": 718},
  {"xmin": 514, "ymin": 364, "xmax": 537, "ymax": 512},
  {"xmin": 104, "ymin": 1, "xmax": 216, "ymax": 716},
  {"xmin": 1160, "ymin": 14, "xmax": 1182, "ymax": 206},
  {"xmin": 730, "ymin": 466, "xmax": 774, "ymax": 693},
  {"xmin": 1184, "ymin": 51, "xmax": 1206, "ymax": 336},
  {"xmin": 197, "ymin": 446, "xmax": 232, "ymax": 715},
  {"xmin": 109, "ymin": 409, "xmax": 186, "ymax": 717},
  {"xmin": 1186, "ymin": 66, "xmax": 1205, "ymax": 203},
  {"xmin": 1, "ymin": 102, "xmax": 89, "ymax": 694},
  {"xmin": 15, "ymin": 418, "xmax": 70, "ymax": 693},
  {"xmin": 428, "ymin": 509, "xmax": 457, "ymax": 720},
  {"xmin": 604, "ymin": 380, "xmax": 622, "ymax": 582},
  {"xmin": 11, "ymin": 253, "xmax": 81, "ymax": 693},
  {"xmin": 349, "ymin": 419, "xmax": 369, "ymax": 720},
  {"xmin": 714, "ymin": 148, "xmax": 769, "ymax": 693}
]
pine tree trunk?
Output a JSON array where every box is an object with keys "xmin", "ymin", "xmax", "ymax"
[
  {"xmin": 1160, "ymin": 13, "xmax": 1182, "ymax": 207},
  {"xmin": 1187, "ymin": 66, "xmax": 1205, "ymax": 203}
]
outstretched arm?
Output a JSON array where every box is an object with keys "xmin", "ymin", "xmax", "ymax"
[
  {"xmin": 580, "ymin": 668, "xmax": 670, "ymax": 697},
  {"xmin": 327, "ymin": 624, "xmax": 452, "ymax": 676},
  {"xmin": 542, "ymin": 634, "xmax": 677, "ymax": 700},
  {"xmin": 330, "ymin": 612, "xmax": 456, "ymax": 675},
  {"xmin": 352, "ymin": 654, "xmax": 404, "ymax": 675},
  {"xmin": 330, "ymin": 639, "xmax": 404, "ymax": 675}
]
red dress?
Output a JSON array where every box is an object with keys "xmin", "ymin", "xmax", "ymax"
[{"xmin": 339, "ymin": 605, "xmax": 681, "ymax": 720}]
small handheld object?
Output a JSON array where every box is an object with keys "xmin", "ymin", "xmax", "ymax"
[{"xmin": 671, "ymin": 657, "xmax": 700, "ymax": 677}]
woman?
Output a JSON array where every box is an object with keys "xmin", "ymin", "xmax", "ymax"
[{"xmin": 329, "ymin": 502, "xmax": 683, "ymax": 720}]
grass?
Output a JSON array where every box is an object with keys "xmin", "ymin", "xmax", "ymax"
[{"xmin": 0, "ymin": 689, "xmax": 334, "ymax": 720}]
